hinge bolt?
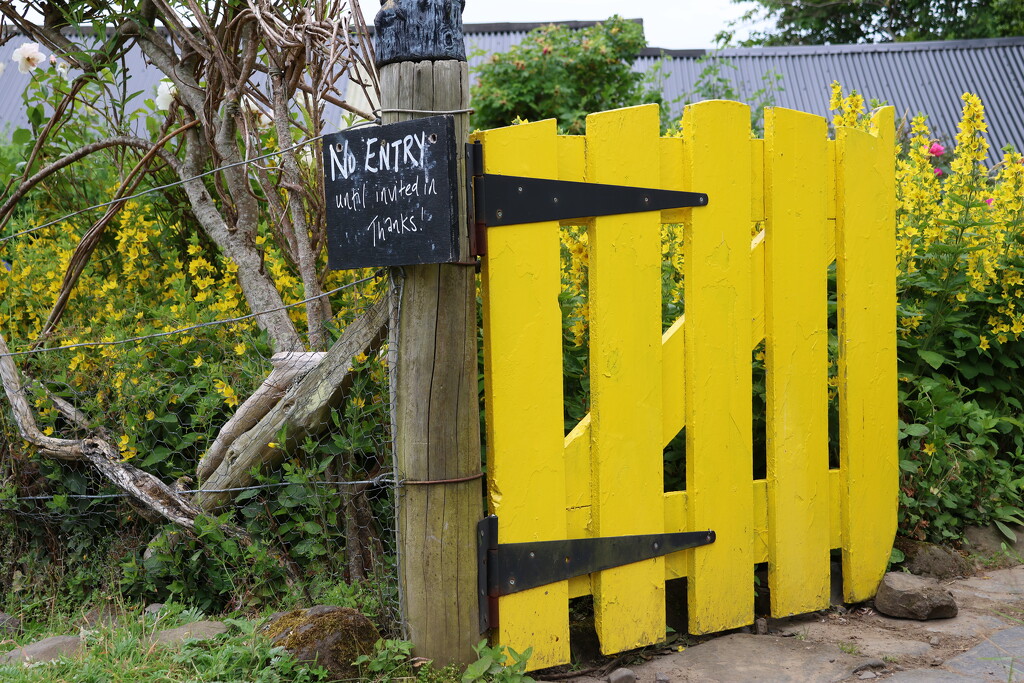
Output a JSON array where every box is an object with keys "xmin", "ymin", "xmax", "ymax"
[
  {"xmin": 509, "ymin": 577, "xmax": 516, "ymax": 586},
  {"xmin": 496, "ymin": 209, "xmax": 504, "ymax": 219}
]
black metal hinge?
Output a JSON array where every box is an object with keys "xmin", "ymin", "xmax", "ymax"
[
  {"xmin": 466, "ymin": 141, "xmax": 708, "ymax": 257},
  {"xmin": 477, "ymin": 515, "xmax": 716, "ymax": 633}
]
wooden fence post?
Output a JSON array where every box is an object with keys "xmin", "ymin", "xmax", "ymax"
[{"xmin": 374, "ymin": 0, "xmax": 481, "ymax": 666}]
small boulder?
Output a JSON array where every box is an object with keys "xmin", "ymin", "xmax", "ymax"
[
  {"xmin": 263, "ymin": 606, "xmax": 380, "ymax": 681},
  {"xmin": 151, "ymin": 620, "xmax": 229, "ymax": 647},
  {"xmin": 608, "ymin": 667, "xmax": 637, "ymax": 683},
  {"xmin": 81, "ymin": 604, "xmax": 123, "ymax": 628},
  {"xmin": 874, "ymin": 572, "xmax": 957, "ymax": 620},
  {"xmin": 0, "ymin": 612, "xmax": 22, "ymax": 637},
  {"xmin": 896, "ymin": 538, "xmax": 973, "ymax": 579},
  {"xmin": 2, "ymin": 635, "xmax": 83, "ymax": 663}
]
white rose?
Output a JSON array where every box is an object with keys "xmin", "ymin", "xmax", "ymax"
[
  {"xmin": 12, "ymin": 42, "xmax": 46, "ymax": 74},
  {"xmin": 155, "ymin": 80, "xmax": 178, "ymax": 110},
  {"xmin": 56, "ymin": 60, "xmax": 70, "ymax": 80}
]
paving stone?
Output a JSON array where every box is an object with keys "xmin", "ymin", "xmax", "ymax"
[{"xmin": 944, "ymin": 626, "xmax": 1024, "ymax": 681}]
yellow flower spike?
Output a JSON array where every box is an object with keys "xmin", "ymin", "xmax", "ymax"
[{"xmin": 192, "ymin": 356, "xmax": 203, "ymax": 368}]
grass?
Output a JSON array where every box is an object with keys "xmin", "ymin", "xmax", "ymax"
[
  {"xmin": 0, "ymin": 603, "xmax": 329, "ymax": 683},
  {"xmin": 838, "ymin": 641, "xmax": 861, "ymax": 655}
]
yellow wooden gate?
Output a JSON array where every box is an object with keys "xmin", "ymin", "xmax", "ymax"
[{"xmin": 476, "ymin": 101, "xmax": 897, "ymax": 669}]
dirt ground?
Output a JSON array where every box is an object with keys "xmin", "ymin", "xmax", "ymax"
[{"xmin": 536, "ymin": 551, "xmax": 1024, "ymax": 682}]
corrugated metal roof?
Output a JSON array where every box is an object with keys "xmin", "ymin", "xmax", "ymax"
[{"xmin": 2, "ymin": 24, "xmax": 1023, "ymax": 153}]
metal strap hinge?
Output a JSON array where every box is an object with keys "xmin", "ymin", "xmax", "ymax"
[
  {"xmin": 477, "ymin": 515, "xmax": 716, "ymax": 633},
  {"xmin": 466, "ymin": 141, "xmax": 708, "ymax": 258}
]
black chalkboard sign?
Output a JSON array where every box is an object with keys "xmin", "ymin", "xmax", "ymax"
[{"xmin": 323, "ymin": 116, "xmax": 460, "ymax": 270}]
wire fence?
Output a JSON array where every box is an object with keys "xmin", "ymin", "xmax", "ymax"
[{"xmin": 0, "ymin": 267, "xmax": 403, "ymax": 632}]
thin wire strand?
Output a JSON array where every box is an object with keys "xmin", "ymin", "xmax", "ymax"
[
  {"xmin": 1, "ymin": 119, "xmax": 381, "ymax": 246},
  {"xmin": 374, "ymin": 107, "xmax": 474, "ymax": 116},
  {"xmin": 8, "ymin": 476, "xmax": 397, "ymax": 502},
  {"xmin": 0, "ymin": 271, "xmax": 382, "ymax": 358}
]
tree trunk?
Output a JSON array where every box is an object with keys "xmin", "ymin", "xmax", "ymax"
[{"xmin": 194, "ymin": 295, "xmax": 389, "ymax": 511}]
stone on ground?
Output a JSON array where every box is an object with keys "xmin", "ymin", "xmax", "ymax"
[
  {"xmin": 263, "ymin": 605, "xmax": 380, "ymax": 681},
  {"xmin": 151, "ymin": 620, "xmax": 228, "ymax": 646},
  {"xmin": 874, "ymin": 572, "xmax": 958, "ymax": 620},
  {"xmin": 608, "ymin": 667, "xmax": 636, "ymax": 683},
  {"xmin": 2, "ymin": 635, "xmax": 84, "ymax": 663},
  {"xmin": 0, "ymin": 612, "xmax": 21, "ymax": 637}
]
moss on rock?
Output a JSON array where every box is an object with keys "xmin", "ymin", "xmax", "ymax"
[{"xmin": 264, "ymin": 605, "xmax": 380, "ymax": 681}]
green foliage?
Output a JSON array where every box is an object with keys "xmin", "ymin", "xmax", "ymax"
[
  {"xmin": 734, "ymin": 0, "xmax": 1024, "ymax": 45},
  {"xmin": 471, "ymin": 16, "xmax": 666, "ymax": 134},
  {"xmin": 0, "ymin": 604, "xmax": 329, "ymax": 682},
  {"xmin": 462, "ymin": 640, "xmax": 535, "ymax": 683}
]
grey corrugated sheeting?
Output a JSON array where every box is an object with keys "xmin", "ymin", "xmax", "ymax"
[{"xmin": 2, "ymin": 25, "xmax": 1023, "ymax": 154}]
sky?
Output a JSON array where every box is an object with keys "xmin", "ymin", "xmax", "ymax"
[{"xmin": 359, "ymin": 0, "xmax": 765, "ymax": 50}]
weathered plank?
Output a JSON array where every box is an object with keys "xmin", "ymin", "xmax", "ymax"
[
  {"xmin": 836, "ymin": 108, "xmax": 898, "ymax": 602},
  {"xmin": 681, "ymin": 100, "xmax": 754, "ymax": 635},
  {"xmin": 764, "ymin": 107, "xmax": 830, "ymax": 615},
  {"xmin": 586, "ymin": 104, "xmax": 666, "ymax": 654}
]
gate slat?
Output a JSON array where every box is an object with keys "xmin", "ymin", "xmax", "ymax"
[
  {"xmin": 681, "ymin": 100, "xmax": 755, "ymax": 634},
  {"xmin": 477, "ymin": 119, "xmax": 569, "ymax": 667},
  {"xmin": 764, "ymin": 108, "xmax": 831, "ymax": 615},
  {"xmin": 586, "ymin": 104, "xmax": 666, "ymax": 654},
  {"xmin": 836, "ymin": 109, "xmax": 898, "ymax": 601}
]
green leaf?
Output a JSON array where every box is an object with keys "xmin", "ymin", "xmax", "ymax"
[
  {"xmin": 994, "ymin": 519, "xmax": 1017, "ymax": 543},
  {"xmin": 917, "ymin": 350, "xmax": 946, "ymax": 370},
  {"xmin": 462, "ymin": 655, "xmax": 493, "ymax": 682},
  {"xmin": 11, "ymin": 128, "xmax": 31, "ymax": 145},
  {"xmin": 904, "ymin": 423, "xmax": 930, "ymax": 437}
]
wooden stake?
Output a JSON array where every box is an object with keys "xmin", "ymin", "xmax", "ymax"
[{"xmin": 375, "ymin": 0, "xmax": 481, "ymax": 666}]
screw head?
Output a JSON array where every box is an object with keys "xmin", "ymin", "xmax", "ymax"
[
  {"xmin": 496, "ymin": 209, "xmax": 504, "ymax": 219},
  {"xmin": 509, "ymin": 577, "xmax": 516, "ymax": 586}
]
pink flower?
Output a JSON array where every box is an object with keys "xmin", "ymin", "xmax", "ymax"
[
  {"xmin": 985, "ymin": 198, "xmax": 994, "ymax": 206},
  {"xmin": 934, "ymin": 168, "xmax": 944, "ymax": 176},
  {"xmin": 929, "ymin": 142, "xmax": 945, "ymax": 156}
]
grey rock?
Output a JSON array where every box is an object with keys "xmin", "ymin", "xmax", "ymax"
[
  {"xmin": 963, "ymin": 524, "xmax": 1017, "ymax": 557},
  {"xmin": 2, "ymin": 635, "xmax": 83, "ymax": 663},
  {"xmin": 858, "ymin": 672, "xmax": 877, "ymax": 680},
  {"xmin": 607, "ymin": 667, "xmax": 636, "ymax": 683},
  {"xmin": 853, "ymin": 659, "xmax": 886, "ymax": 672},
  {"xmin": 144, "ymin": 603, "xmax": 165, "ymax": 615},
  {"xmin": 929, "ymin": 636, "xmax": 939, "ymax": 646},
  {"xmin": 264, "ymin": 605, "xmax": 379, "ymax": 681},
  {"xmin": 0, "ymin": 612, "xmax": 21, "ymax": 636},
  {"xmin": 654, "ymin": 675, "xmax": 671, "ymax": 683},
  {"xmin": 903, "ymin": 542, "xmax": 973, "ymax": 579},
  {"xmin": 874, "ymin": 572, "xmax": 958, "ymax": 620},
  {"xmin": 755, "ymin": 617, "xmax": 768, "ymax": 635},
  {"xmin": 151, "ymin": 620, "xmax": 228, "ymax": 647},
  {"xmin": 81, "ymin": 604, "xmax": 121, "ymax": 627}
]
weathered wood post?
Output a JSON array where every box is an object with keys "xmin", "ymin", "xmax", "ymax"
[{"xmin": 374, "ymin": 0, "xmax": 482, "ymax": 665}]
